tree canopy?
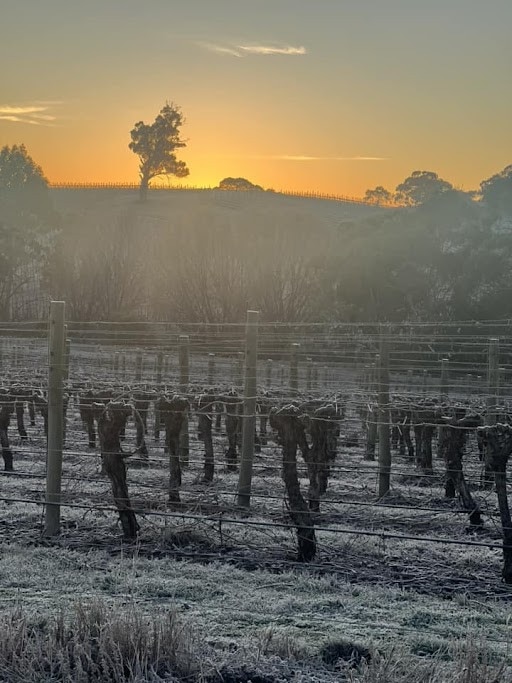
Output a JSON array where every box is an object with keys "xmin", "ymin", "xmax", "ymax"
[
  {"xmin": 363, "ymin": 185, "xmax": 392, "ymax": 205},
  {"xmin": 129, "ymin": 102, "xmax": 189, "ymax": 201},
  {"xmin": 0, "ymin": 144, "xmax": 58, "ymax": 319},
  {"xmin": 217, "ymin": 177, "xmax": 264, "ymax": 191},
  {"xmin": 480, "ymin": 164, "xmax": 512, "ymax": 215},
  {"xmin": 394, "ymin": 170, "xmax": 454, "ymax": 206}
]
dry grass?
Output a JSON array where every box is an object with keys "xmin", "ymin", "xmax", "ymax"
[
  {"xmin": 0, "ymin": 602, "xmax": 508, "ymax": 682},
  {"xmin": 0, "ymin": 601, "xmax": 205, "ymax": 682}
]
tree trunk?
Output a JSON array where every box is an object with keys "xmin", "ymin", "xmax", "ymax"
[
  {"xmin": 224, "ymin": 393, "xmax": 241, "ymax": 471},
  {"xmin": 139, "ymin": 174, "xmax": 149, "ymax": 202},
  {"xmin": 97, "ymin": 402, "xmax": 138, "ymax": 539},
  {"xmin": 159, "ymin": 396, "xmax": 189, "ymax": 503},
  {"xmin": 439, "ymin": 420, "xmax": 482, "ymax": 526},
  {"xmin": 15, "ymin": 401, "xmax": 27, "ymax": 440},
  {"xmin": 478, "ymin": 425, "xmax": 512, "ymax": 584},
  {"xmin": 197, "ymin": 392, "xmax": 215, "ymax": 482},
  {"xmin": 270, "ymin": 407, "xmax": 316, "ymax": 562}
]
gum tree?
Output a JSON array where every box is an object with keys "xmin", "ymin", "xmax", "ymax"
[
  {"xmin": 0, "ymin": 144, "xmax": 58, "ymax": 319},
  {"xmin": 129, "ymin": 102, "xmax": 189, "ymax": 201}
]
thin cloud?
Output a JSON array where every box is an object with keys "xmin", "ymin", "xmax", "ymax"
[
  {"xmin": 197, "ymin": 42, "xmax": 242, "ymax": 57},
  {"xmin": 0, "ymin": 102, "xmax": 61, "ymax": 126},
  {"xmin": 237, "ymin": 44, "xmax": 307, "ymax": 56},
  {"xmin": 198, "ymin": 42, "xmax": 307, "ymax": 57},
  {"xmin": 0, "ymin": 115, "xmax": 41, "ymax": 125}
]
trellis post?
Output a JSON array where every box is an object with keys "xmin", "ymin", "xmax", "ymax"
[
  {"xmin": 45, "ymin": 301, "xmax": 66, "ymax": 536},
  {"xmin": 377, "ymin": 335, "xmax": 391, "ymax": 498},
  {"xmin": 237, "ymin": 310, "xmax": 259, "ymax": 508},
  {"xmin": 179, "ymin": 335, "xmax": 190, "ymax": 465}
]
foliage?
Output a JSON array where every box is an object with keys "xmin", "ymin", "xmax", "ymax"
[
  {"xmin": 363, "ymin": 185, "xmax": 393, "ymax": 205},
  {"xmin": 129, "ymin": 102, "xmax": 189, "ymax": 201},
  {"xmin": 217, "ymin": 177, "xmax": 264, "ymax": 191},
  {"xmin": 480, "ymin": 164, "xmax": 512, "ymax": 215},
  {"xmin": 0, "ymin": 144, "xmax": 59, "ymax": 320},
  {"xmin": 394, "ymin": 170, "xmax": 454, "ymax": 206}
]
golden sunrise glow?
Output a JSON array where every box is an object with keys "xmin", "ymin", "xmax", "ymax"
[{"xmin": 1, "ymin": 2, "xmax": 510, "ymax": 196}]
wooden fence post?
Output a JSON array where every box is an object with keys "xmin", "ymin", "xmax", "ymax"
[
  {"xmin": 290, "ymin": 343, "xmax": 300, "ymax": 393},
  {"xmin": 487, "ymin": 338, "xmax": 500, "ymax": 424},
  {"xmin": 237, "ymin": 310, "xmax": 259, "ymax": 508},
  {"xmin": 45, "ymin": 301, "xmax": 66, "ymax": 536},
  {"xmin": 207, "ymin": 352, "xmax": 215, "ymax": 386},
  {"xmin": 179, "ymin": 335, "xmax": 190, "ymax": 465},
  {"xmin": 156, "ymin": 350, "xmax": 163, "ymax": 386},
  {"xmin": 266, "ymin": 358, "xmax": 272, "ymax": 388},
  {"xmin": 236, "ymin": 351, "xmax": 244, "ymax": 390},
  {"xmin": 64, "ymin": 336, "xmax": 71, "ymax": 383},
  {"xmin": 306, "ymin": 357, "xmax": 313, "ymax": 391},
  {"xmin": 440, "ymin": 358, "xmax": 449, "ymax": 401},
  {"xmin": 135, "ymin": 349, "xmax": 143, "ymax": 383},
  {"xmin": 377, "ymin": 335, "xmax": 391, "ymax": 498}
]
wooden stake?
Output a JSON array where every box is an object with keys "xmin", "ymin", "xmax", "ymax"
[
  {"xmin": 179, "ymin": 335, "xmax": 190, "ymax": 465},
  {"xmin": 487, "ymin": 338, "xmax": 499, "ymax": 424},
  {"xmin": 45, "ymin": 301, "xmax": 66, "ymax": 536},
  {"xmin": 290, "ymin": 343, "xmax": 300, "ymax": 393},
  {"xmin": 377, "ymin": 335, "xmax": 391, "ymax": 499},
  {"xmin": 207, "ymin": 352, "xmax": 215, "ymax": 386},
  {"xmin": 237, "ymin": 310, "xmax": 259, "ymax": 508}
]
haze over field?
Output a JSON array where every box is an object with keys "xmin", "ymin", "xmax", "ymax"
[{"xmin": 1, "ymin": 0, "xmax": 511, "ymax": 196}]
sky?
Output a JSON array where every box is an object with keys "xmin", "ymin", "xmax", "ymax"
[{"xmin": 1, "ymin": 0, "xmax": 511, "ymax": 197}]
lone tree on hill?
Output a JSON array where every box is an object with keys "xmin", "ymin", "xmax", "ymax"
[{"xmin": 129, "ymin": 102, "xmax": 189, "ymax": 201}]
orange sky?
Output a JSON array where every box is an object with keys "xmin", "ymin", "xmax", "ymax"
[{"xmin": 1, "ymin": 1, "xmax": 511, "ymax": 197}]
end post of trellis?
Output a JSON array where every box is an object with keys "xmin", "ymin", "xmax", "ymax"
[
  {"xmin": 238, "ymin": 310, "xmax": 259, "ymax": 509},
  {"xmin": 290, "ymin": 343, "xmax": 300, "ymax": 393},
  {"xmin": 179, "ymin": 335, "xmax": 190, "ymax": 465},
  {"xmin": 440, "ymin": 358, "xmax": 449, "ymax": 401},
  {"xmin": 266, "ymin": 358, "xmax": 272, "ymax": 388},
  {"xmin": 306, "ymin": 357, "xmax": 313, "ymax": 392},
  {"xmin": 135, "ymin": 349, "xmax": 143, "ymax": 383},
  {"xmin": 377, "ymin": 333, "xmax": 391, "ymax": 499},
  {"xmin": 64, "ymin": 329, "xmax": 71, "ymax": 383},
  {"xmin": 45, "ymin": 301, "xmax": 66, "ymax": 536},
  {"xmin": 487, "ymin": 338, "xmax": 500, "ymax": 424},
  {"xmin": 156, "ymin": 350, "xmax": 163, "ymax": 386},
  {"xmin": 207, "ymin": 352, "xmax": 215, "ymax": 386}
]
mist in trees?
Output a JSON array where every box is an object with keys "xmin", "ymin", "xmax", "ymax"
[
  {"xmin": 0, "ymin": 144, "xmax": 59, "ymax": 319},
  {"xmin": 2, "ymin": 145, "xmax": 512, "ymax": 324}
]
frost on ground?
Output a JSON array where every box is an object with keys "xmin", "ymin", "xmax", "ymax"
[{"xmin": 0, "ymin": 347, "xmax": 511, "ymax": 680}]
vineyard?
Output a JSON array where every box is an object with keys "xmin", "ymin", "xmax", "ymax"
[{"xmin": 1, "ymin": 310, "xmax": 512, "ymax": 678}]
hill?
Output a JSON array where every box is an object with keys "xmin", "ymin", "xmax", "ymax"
[{"xmin": 50, "ymin": 187, "xmax": 387, "ymax": 226}]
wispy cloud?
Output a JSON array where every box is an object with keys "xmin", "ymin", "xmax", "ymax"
[
  {"xmin": 0, "ymin": 101, "xmax": 62, "ymax": 126},
  {"xmin": 198, "ymin": 42, "xmax": 307, "ymax": 57},
  {"xmin": 198, "ymin": 42, "xmax": 243, "ymax": 57},
  {"xmin": 237, "ymin": 44, "xmax": 306, "ymax": 56}
]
